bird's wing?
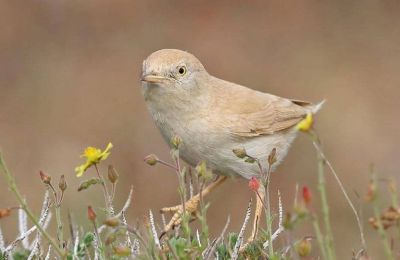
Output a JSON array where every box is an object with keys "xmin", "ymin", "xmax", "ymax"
[{"xmin": 209, "ymin": 79, "xmax": 312, "ymax": 137}]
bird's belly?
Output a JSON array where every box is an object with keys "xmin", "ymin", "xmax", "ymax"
[
  {"xmin": 150, "ymin": 109, "xmax": 298, "ymax": 179},
  {"xmin": 180, "ymin": 129, "xmax": 298, "ymax": 180}
]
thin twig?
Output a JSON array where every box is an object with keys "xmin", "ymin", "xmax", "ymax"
[
  {"xmin": 0, "ymin": 224, "xmax": 4, "ymax": 251},
  {"xmin": 312, "ymin": 133, "xmax": 366, "ymax": 250},
  {"xmin": 149, "ymin": 210, "xmax": 161, "ymax": 249},
  {"xmin": 18, "ymin": 207, "xmax": 29, "ymax": 249},
  {"xmin": 94, "ymin": 164, "xmax": 113, "ymax": 216},
  {"xmin": 263, "ymin": 190, "xmax": 284, "ymax": 249},
  {"xmin": 204, "ymin": 216, "xmax": 230, "ymax": 260},
  {"xmin": 232, "ymin": 199, "xmax": 252, "ymax": 260}
]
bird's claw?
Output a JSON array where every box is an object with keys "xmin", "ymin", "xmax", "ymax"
[{"xmin": 159, "ymin": 197, "xmax": 200, "ymax": 238}]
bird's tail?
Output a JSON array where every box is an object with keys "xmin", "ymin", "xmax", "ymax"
[{"xmin": 309, "ymin": 99, "xmax": 326, "ymax": 114}]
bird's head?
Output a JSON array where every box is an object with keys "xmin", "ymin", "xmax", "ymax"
[{"xmin": 141, "ymin": 49, "xmax": 208, "ymax": 98}]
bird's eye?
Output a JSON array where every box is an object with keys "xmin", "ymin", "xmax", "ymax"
[{"xmin": 178, "ymin": 66, "xmax": 187, "ymax": 76}]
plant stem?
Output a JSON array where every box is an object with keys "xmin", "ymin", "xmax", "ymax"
[
  {"xmin": 48, "ymin": 183, "xmax": 64, "ymax": 248},
  {"xmin": 156, "ymin": 159, "xmax": 178, "ymax": 171},
  {"xmin": 94, "ymin": 164, "xmax": 113, "ymax": 216},
  {"xmin": 369, "ymin": 174, "xmax": 394, "ymax": 260},
  {"xmin": 55, "ymin": 205, "xmax": 64, "ymax": 248},
  {"xmin": 314, "ymin": 138, "xmax": 335, "ymax": 260},
  {"xmin": 0, "ymin": 153, "xmax": 65, "ymax": 258},
  {"xmin": 93, "ymin": 220, "xmax": 106, "ymax": 260},
  {"xmin": 264, "ymin": 165, "xmax": 274, "ymax": 256},
  {"xmin": 372, "ymin": 203, "xmax": 394, "ymax": 260},
  {"xmin": 311, "ymin": 131, "xmax": 366, "ymax": 251},
  {"xmin": 312, "ymin": 216, "xmax": 329, "ymax": 260}
]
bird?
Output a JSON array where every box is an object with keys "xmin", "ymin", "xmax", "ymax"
[{"xmin": 140, "ymin": 49, "xmax": 323, "ymax": 244}]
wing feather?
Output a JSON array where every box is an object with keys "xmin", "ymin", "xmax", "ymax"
[{"xmin": 207, "ymin": 77, "xmax": 313, "ymax": 137}]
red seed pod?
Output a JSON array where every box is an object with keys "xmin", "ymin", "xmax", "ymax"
[
  {"xmin": 248, "ymin": 177, "xmax": 260, "ymax": 192},
  {"xmin": 0, "ymin": 208, "xmax": 11, "ymax": 219},
  {"xmin": 87, "ymin": 206, "xmax": 97, "ymax": 222},
  {"xmin": 302, "ymin": 186, "xmax": 312, "ymax": 205}
]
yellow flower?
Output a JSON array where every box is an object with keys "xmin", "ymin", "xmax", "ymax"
[
  {"xmin": 296, "ymin": 113, "xmax": 313, "ymax": 132},
  {"xmin": 75, "ymin": 143, "xmax": 113, "ymax": 177}
]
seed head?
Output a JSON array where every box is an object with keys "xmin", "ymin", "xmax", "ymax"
[
  {"xmin": 104, "ymin": 217, "xmax": 120, "ymax": 227},
  {"xmin": 144, "ymin": 154, "xmax": 158, "ymax": 166},
  {"xmin": 232, "ymin": 148, "xmax": 247, "ymax": 159},
  {"xmin": 295, "ymin": 237, "xmax": 312, "ymax": 257},
  {"xmin": 39, "ymin": 171, "xmax": 51, "ymax": 185},
  {"xmin": 170, "ymin": 135, "xmax": 182, "ymax": 149},
  {"xmin": 58, "ymin": 174, "xmax": 67, "ymax": 191},
  {"xmin": 108, "ymin": 165, "xmax": 119, "ymax": 183}
]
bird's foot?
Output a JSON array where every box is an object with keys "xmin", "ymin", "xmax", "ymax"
[{"xmin": 159, "ymin": 196, "xmax": 200, "ymax": 238}]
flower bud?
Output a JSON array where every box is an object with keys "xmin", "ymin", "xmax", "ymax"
[
  {"xmin": 368, "ymin": 217, "xmax": 379, "ymax": 229},
  {"xmin": 170, "ymin": 135, "xmax": 182, "ymax": 149},
  {"xmin": 58, "ymin": 174, "xmax": 67, "ymax": 191},
  {"xmin": 144, "ymin": 154, "xmax": 158, "ymax": 166},
  {"xmin": 232, "ymin": 148, "xmax": 247, "ymax": 159},
  {"xmin": 0, "ymin": 208, "xmax": 11, "ymax": 219},
  {"xmin": 248, "ymin": 177, "xmax": 260, "ymax": 192},
  {"xmin": 107, "ymin": 165, "xmax": 119, "ymax": 183},
  {"xmin": 113, "ymin": 245, "xmax": 131, "ymax": 257},
  {"xmin": 268, "ymin": 148, "xmax": 277, "ymax": 165},
  {"xmin": 104, "ymin": 217, "xmax": 120, "ymax": 227},
  {"xmin": 296, "ymin": 238, "xmax": 312, "ymax": 257},
  {"xmin": 302, "ymin": 186, "xmax": 312, "ymax": 205},
  {"xmin": 365, "ymin": 180, "xmax": 376, "ymax": 202},
  {"xmin": 39, "ymin": 171, "xmax": 51, "ymax": 185},
  {"xmin": 195, "ymin": 161, "xmax": 212, "ymax": 181},
  {"xmin": 87, "ymin": 206, "xmax": 97, "ymax": 222}
]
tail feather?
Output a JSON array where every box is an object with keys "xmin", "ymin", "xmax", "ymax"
[{"xmin": 309, "ymin": 99, "xmax": 326, "ymax": 114}]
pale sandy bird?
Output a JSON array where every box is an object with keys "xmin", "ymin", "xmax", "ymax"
[{"xmin": 141, "ymin": 49, "xmax": 322, "ymax": 243}]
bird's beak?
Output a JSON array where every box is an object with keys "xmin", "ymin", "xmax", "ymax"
[{"xmin": 141, "ymin": 74, "xmax": 168, "ymax": 84}]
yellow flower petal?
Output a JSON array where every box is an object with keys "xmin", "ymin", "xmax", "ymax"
[
  {"xmin": 104, "ymin": 142, "xmax": 113, "ymax": 153},
  {"xmin": 75, "ymin": 142, "xmax": 113, "ymax": 177},
  {"xmin": 75, "ymin": 164, "xmax": 87, "ymax": 177},
  {"xmin": 296, "ymin": 113, "xmax": 313, "ymax": 132}
]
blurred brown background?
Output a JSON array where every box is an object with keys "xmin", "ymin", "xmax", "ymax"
[{"xmin": 1, "ymin": 0, "xmax": 399, "ymax": 258}]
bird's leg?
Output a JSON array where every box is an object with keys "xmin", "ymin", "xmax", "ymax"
[{"xmin": 160, "ymin": 175, "xmax": 227, "ymax": 238}]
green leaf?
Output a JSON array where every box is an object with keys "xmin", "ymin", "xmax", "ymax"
[
  {"xmin": 12, "ymin": 249, "xmax": 30, "ymax": 260},
  {"xmin": 83, "ymin": 232, "xmax": 95, "ymax": 246},
  {"xmin": 77, "ymin": 178, "xmax": 103, "ymax": 191}
]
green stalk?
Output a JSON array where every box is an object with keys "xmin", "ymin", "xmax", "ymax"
[
  {"xmin": 55, "ymin": 205, "xmax": 63, "ymax": 248},
  {"xmin": 311, "ymin": 130, "xmax": 366, "ymax": 251},
  {"xmin": 94, "ymin": 164, "xmax": 113, "ymax": 217},
  {"xmin": 316, "ymin": 145, "xmax": 335, "ymax": 260},
  {"xmin": 370, "ymin": 174, "xmax": 394, "ymax": 260},
  {"xmin": 0, "ymin": 153, "xmax": 65, "ymax": 258},
  {"xmin": 48, "ymin": 183, "xmax": 64, "ymax": 248},
  {"xmin": 372, "ymin": 203, "xmax": 394, "ymax": 260},
  {"xmin": 264, "ymin": 169, "xmax": 274, "ymax": 256},
  {"xmin": 312, "ymin": 215, "xmax": 329, "ymax": 260}
]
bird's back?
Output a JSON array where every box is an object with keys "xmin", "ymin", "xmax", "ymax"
[{"xmin": 177, "ymin": 75, "xmax": 321, "ymax": 179}]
